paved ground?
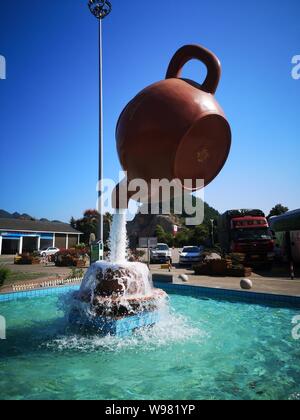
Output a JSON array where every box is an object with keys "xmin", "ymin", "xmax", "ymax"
[
  {"xmin": 0, "ymin": 255, "xmax": 85, "ymax": 277},
  {"xmin": 1, "ymin": 253, "xmax": 300, "ymax": 297},
  {"xmin": 148, "ymin": 249, "xmax": 300, "ymax": 297},
  {"xmin": 0, "ymin": 256, "xmax": 88, "ymax": 293},
  {"xmin": 151, "ymin": 265, "xmax": 300, "ymax": 296}
]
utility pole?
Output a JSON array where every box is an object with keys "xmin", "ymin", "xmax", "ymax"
[
  {"xmin": 210, "ymin": 219, "xmax": 215, "ymax": 248},
  {"xmin": 88, "ymin": 1, "xmax": 112, "ymax": 245}
]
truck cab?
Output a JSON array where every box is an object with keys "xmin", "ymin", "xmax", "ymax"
[{"xmin": 219, "ymin": 210, "xmax": 275, "ymax": 268}]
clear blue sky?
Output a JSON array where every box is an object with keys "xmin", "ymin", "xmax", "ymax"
[{"xmin": 0, "ymin": 0, "xmax": 299, "ymax": 222}]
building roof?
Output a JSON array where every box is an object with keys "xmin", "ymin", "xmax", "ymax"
[{"xmin": 0, "ymin": 218, "xmax": 82, "ymax": 235}]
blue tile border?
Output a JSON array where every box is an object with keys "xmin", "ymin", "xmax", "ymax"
[
  {"xmin": 154, "ymin": 282, "xmax": 300, "ymax": 309},
  {"xmin": 1, "ymin": 282, "xmax": 300, "ymax": 309},
  {"xmin": 0, "ymin": 285, "xmax": 80, "ymax": 302}
]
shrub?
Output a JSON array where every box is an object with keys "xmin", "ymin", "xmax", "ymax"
[
  {"xmin": 55, "ymin": 248, "xmax": 90, "ymax": 267},
  {"xmin": 0, "ymin": 265, "xmax": 11, "ymax": 286},
  {"xmin": 67, "ymin": 268, "xmax": 84, "ymax": 279},
  {"xmin": 14, "ymin": 253, "xmax": 40, "ymax": 265},
  {"xmin": 128, "ymin": 249, "xmax": 146, "ymax": 262},
  {"xmin": 75, "ymin": 243, "xmax": 87, "ymax": 250}
]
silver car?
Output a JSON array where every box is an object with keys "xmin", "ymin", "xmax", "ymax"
[
  {"xmin": 150, "ymin": 243, "xmax": 172, "ymax": 264},
  {"xmin": 179, "ymin": 246, "xmax": 204, "ymax": 265},
  {"xmin": 39, "ymin": 247, "xmax": 60, "ymax": 257}
]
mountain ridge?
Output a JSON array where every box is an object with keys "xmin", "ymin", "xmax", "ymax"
[{"xmin": 0, "ymin": 209, "xmax": 63, "ymax": 223}]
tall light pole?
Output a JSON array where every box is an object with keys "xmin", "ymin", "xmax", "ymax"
[
  {"xmin": 210, "ymin": 219, "xmax": 215, "ymax": 248},
  {"xmin": 88, "ymin": 0, "xmax": 112, "ymax": 245}
]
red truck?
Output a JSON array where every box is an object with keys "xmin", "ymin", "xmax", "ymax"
[{"xmin": 219, "ymin": 209, "xmax": 275, "ymax": 268}]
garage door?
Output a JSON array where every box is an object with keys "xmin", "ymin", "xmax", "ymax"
[{"xmin": 2, "ymin": 238, "xmax": 19, "ymax": 255}]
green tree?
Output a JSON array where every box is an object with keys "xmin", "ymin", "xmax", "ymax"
[
  {"xmin": 70, "ymin": 210, "xmax": 112, "ymax": 245},
  {"xmin": 155, "ymin": 225, "xmax": 167, "ymax": 243},
  {"xmin": 154, "ymin": 225, "xmax": 173, "ymax": 246},
  {"xmin": 164, "ymin": 232, "xmax": 174, "ymax": 247},
  {"xmin": 174, "ymin": 228, "xmax": 191, "ymax": 248},
  {"xmin": 268, "ymin": 204, "xmax": 289, "ymax": 219},
  {"xmin": 190, "ymin": 225, "xmax": 209, "ymax": 246},
  {"xmin": 70, "ymin": 216, "xmax": 76, "ymax": 229}
]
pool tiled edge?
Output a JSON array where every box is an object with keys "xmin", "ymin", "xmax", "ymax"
[
  {"xmin": 0, "ymin": 281, "xmax": 300, "ymax": 309},
  {"xmin": 154, "ymin": 282, "xmax": 300, "ymax": 308},
  {"xmin": 0, "ymin": 285, "xmax": 80, "ymax": 302}
]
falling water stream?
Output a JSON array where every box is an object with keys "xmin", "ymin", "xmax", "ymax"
[{"xmin": 108, "ymin": 210, "xmax": 128, "ymax": 263}]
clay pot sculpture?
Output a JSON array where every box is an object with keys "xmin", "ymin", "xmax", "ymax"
[{"xmin": 113, "ymin": 44, "xmax": 231, "ymax": 208}]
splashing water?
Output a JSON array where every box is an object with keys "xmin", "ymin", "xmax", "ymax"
[
  {"xmin": 70, "ymin": 209, "xmax": 168, "ymax": 333},
  {"xmin": 108, "ymin": 210, "xmax": 128, "ymax": 263},
  {"xmin": 78, "ymin": 211, "xmax": 151, "ymax": 307},
  {"xmin": 46, "ymin": 312, "xmax": 203, "ymax": 353},
  {"xmin": 49, "ymin": 292, "xmax": 203, "ymax": 352}
]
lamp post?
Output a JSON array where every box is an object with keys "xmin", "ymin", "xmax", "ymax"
[
  {"xmin": 88, "ymin": 0, "xmax": 112, "ymax": 245},
  {"xmin": 210, "ymin": 219, "xmax": 215, "ymax": 248}
]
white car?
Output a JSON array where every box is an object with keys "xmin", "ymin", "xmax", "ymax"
[
  {"xmin": 179, "ymin": 246, "xmax": 204, "ymax": 265},
  {"xmin": 150, "ymin": 244, "xmax": 172, "ymax": 264},
  {"xmin": 39, "ymin": 247, "xmax": 60, "ymax": 257}
]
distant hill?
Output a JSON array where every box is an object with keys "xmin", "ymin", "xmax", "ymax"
[
  {"xmin": 0, "ymin": 210, "xmax": 11, "ymax": 219},
  {"xmin": 140, "ymin": 196, "xmax": 220, "ymax": 226},
  {"xmin": 0, "ymin": 209, "xmax": 35, "ymax": 220},
  {"xmin": 0, "ymin": 209, "xmax": 62, "ymax": 223}
]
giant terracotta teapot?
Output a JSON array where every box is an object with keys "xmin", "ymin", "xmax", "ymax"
[{"xmin": 114, "ymin": 44, "xmax": 231, "ymax": 208}]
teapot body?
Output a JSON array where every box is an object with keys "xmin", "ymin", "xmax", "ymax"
[
  {"xmin": 117, "ymin": 77, "xmax": 230, "ymax": 189},
  {"xmin": 114, "ymin": 44, "xmax": 232, "ymax": 208}
]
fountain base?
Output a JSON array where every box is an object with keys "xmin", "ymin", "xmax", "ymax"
[
  {"xmin": 69, "ymin": 260, "xmax": 168, "ymax": 336},
  {"xmin": 69, "ymin": 308, "xmax": 161, "ymax": 337}
]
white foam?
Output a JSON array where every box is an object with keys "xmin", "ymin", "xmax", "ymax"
[
  {"xmin": 108, "ymin": 210, "xmax": 128, "ymax": 263},
  {"xmin": 45, "ymin": 310, "xmax": 204, "ymax": 353},
  {"xmin": 78, "ymin": 261, "xmax": 154, "ymax": 303}
]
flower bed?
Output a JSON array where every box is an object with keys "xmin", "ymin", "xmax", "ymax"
[
  {"xmin": 14, "ymin": 254, "xmax": 41, "ymax": 265},
  {"xmin": 55, "ymin": 248, "xmax": 90, "ymax": 268}
]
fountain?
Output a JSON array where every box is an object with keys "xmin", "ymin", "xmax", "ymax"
[
  {"xmin": 69, "ymin": 42, "xmax": 232, "ymax": 336},
  {"xmin": 69, "ymin": 211, "xmax": 168, "ymax": 336},
  {"xmin": 73, "ymin": 4, "xmax": 231, "ymax": 337}
]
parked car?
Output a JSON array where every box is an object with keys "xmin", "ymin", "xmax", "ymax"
[
  {"xmin": 179, "ymin": 246, "xmax": 204, "ymax": 265},
  {"xmin": 39, "ymin": 247, "xmax": 60, "ymax": 257},
  {"xmin": 150, "ymin": 243, "xmax": 172, "ymax": 264}
]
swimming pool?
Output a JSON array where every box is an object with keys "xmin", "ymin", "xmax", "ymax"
[{"xmin": 0, "ymin": 286, "xmax": 299, "ymax": 400}]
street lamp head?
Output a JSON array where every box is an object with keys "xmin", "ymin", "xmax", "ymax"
[{"xmin": 88, "ymin": 0, "xmax": 112, "ymax": 20}]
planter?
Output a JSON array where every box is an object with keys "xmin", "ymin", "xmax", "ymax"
[{"xmin": 76, "ymin": 260, "xmax": 87, "ymax": 268}]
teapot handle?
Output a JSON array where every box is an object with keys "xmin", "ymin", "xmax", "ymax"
[{"xmin": 166, "ymin": 44, "xmax": 221, "ymax": 94}]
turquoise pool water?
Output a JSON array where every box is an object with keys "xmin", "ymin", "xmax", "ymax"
[{"xmin": 0, "ymin": 290, "xmax": 299, "ymax": 400}]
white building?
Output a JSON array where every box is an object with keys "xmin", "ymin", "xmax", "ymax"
[{"xmin": 0, "ymin": 218, "xmax": 82, "ymax": 255}]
